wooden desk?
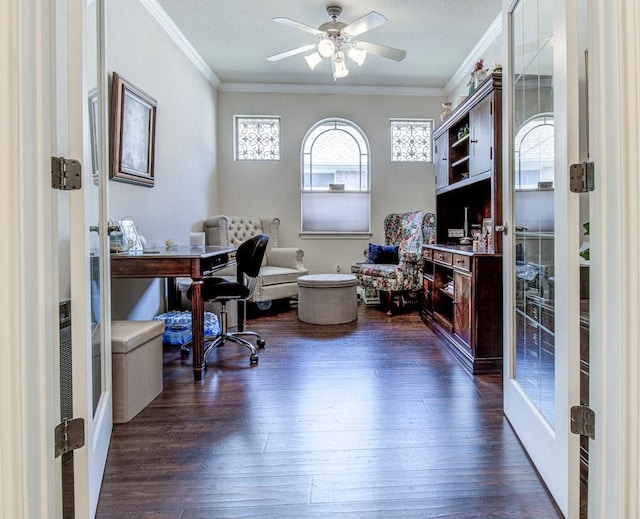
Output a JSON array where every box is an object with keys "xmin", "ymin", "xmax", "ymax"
[{"xmin": 111, "ymin": 245, "xmax": 236, "ymax": 381}]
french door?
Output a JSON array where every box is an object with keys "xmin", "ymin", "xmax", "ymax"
[
  {"xmin": 502, "ymin": 0, "xmax": 583, "ymax": 516},
  {"xmin": 66, "ymin": 0, "xmax": 112, "ymax": 516}
]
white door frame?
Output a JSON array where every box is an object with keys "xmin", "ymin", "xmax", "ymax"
[
  {"xmin": 0, "ymin": 0, "xmax": 62, "ymax": 517},
  {"xmin": 588, "ymin": 0, "xmax": 640, "ymax": 517}
]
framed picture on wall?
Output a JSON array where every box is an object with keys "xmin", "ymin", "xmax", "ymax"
[{"xmin": 110, "ymin": 72, "xmax": 157, "ymax": 187}]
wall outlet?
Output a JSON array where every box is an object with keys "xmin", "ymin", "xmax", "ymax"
[{"xmin": 336, "ymin": 265, "xmax": 341, "ymax": 273}]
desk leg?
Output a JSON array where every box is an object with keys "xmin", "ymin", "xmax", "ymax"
[
  {"xmin": 166, "ymin": 278, "xmax": 179, "ymax": 310},
  {"xmin": 190, "ymin": 279, "xmax": 205, "ymax": 381}
]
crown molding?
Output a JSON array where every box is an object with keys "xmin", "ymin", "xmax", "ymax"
[
  {"xmin": 139, "ymin": 0, "xmax": 221, "ymax": 89},
  {"xmin": 219, "ymin": 82, "xmax": 446, "ymax": 97},
  {"xmin": 445, "ymin": 13, "xmax": 502, "ymax": 94}
]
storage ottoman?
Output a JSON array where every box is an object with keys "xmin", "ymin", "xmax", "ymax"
[
  {"xmin": 111, "ymin": 320, "xmax": 165, "ymax": 424},
  {"xmin": 297, "ymin": 274, "xmax": 358, "ymax": 325}
]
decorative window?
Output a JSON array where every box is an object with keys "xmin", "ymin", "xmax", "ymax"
[
  {"xmin": 234, "ymin": 116, "xmax": 280, "ymax": 161},
  {"xmin": 301, "ymin": 118, "xmax": 370, "ymax": 235},
  {"xmin": 390, "ymin": 118, "xmax": 434, "ymax": 162}
]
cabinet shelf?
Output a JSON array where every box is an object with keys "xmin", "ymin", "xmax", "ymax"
[
  {"xmin": 451, "ymin": 134, "xmax": 469, "ymax": 148},
  {"xmin": 436, "ymin": 171, "xmax": 491, "ymax": 195},
  {"xmin": 439, "ymin": 287, "xmax": 454, "ymax": 298},
  {"xmin": 451, "ymin": 156, "xmax": 470, "ymax": 168}
]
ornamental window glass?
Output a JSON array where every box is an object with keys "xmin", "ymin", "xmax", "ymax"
[
  {"xmin": 234, "ymin": 116, "xmax": 280, "ymax": 161},
  {"xmin": 390, "ymin": 118, "xmax": 434, "ymax": 162}
]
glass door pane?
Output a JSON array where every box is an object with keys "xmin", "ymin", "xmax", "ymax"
[{"xmin": 512, "ymin": 0, "xmax": 556, "ymax": 427}]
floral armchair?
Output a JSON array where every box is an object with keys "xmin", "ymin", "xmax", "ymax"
[{"xmin": 351, "ymin": 211, "xmax": 436, "ymax": 315}]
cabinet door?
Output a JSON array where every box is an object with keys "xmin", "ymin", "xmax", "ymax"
[
  {"xmin": 434, "ymin": 132, "xmax": 449, "ymax": 189},
  {"xmin": 453, "ymin": 270, "xmax": 472, "ymax": 346},
  {"xmin": 422, "ymin": 276, "xmax": 433, "ymax": 315},
  {"xmin": 469, "ymin": 94, "xmax": 493, "ymax": 177}
]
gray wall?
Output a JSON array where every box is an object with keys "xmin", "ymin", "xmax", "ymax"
[
  {"xmin": 217, "ymin": 91, "xmax": 442, "ymax": 274},
  {"xmin": 108, "ymin": 0, "xmax": 219, "ymax": 320}
]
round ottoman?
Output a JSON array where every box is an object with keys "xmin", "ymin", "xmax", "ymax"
[{"xmin": 297, "ymin": 274, "xmax": 358, "ymax": 325}]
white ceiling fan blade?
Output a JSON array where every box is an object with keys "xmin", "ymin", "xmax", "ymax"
[
  {"xmin": 267, "ymin": 44, "xmax": 317, "ymax": 62},
  {"xmin": 272, "ymin": 17, "xmax": 324, "ymax": 36},
  {"xmin": 355, "ymin": 41, "xmax": 407, "ymax": 61},
  {"xmin": 342, "ymin": 11, "xmax": 387, "ymax": 37}
]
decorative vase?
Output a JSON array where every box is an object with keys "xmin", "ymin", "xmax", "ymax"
[
  {"xmin": 473, "ymin": 69, "xmax": 488, "ymax": 89},
  {"xmin": 440, "ymin": 102, "xmax": 453, "ymax": 121}
]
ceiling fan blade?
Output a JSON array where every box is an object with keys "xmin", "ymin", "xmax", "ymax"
[
  {"xmin": 267, "ymin": 44, "xmax": 317, "ymax": 62},
  {"xmin": 342, "ymin": 11, "xmax": 387, "ymax": 37},
  {"xmin": 272, "ymin": 17, "xmax": 324, "ymax": 36},
  {"xmin": 355, "ymin": 41, "xmax": 407, "ymax": 61}
]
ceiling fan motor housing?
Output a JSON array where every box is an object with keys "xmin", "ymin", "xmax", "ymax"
[{"xmin": 326, "ymin": 6, "xmax": 342, "ymax": 19}]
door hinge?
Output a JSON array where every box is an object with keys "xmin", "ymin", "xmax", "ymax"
[
  {"xmin": 569, "ymin": 162, "xmax": 595, "ymax": 193},
  {"xmin": 54, "ymin": 417, "xmax": 85, "ymax": 458},
  {"xmin": 570, "ymin": 405, "xmax": 595, "ymax": 439},
  {"xmin": 51, "ymin": 156, "xmax": 82, "ymax": 190}
]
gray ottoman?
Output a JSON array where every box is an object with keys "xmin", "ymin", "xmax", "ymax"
[{"xmin": 297, "ymin": 274, "xmax": 358, "ymax": 325}]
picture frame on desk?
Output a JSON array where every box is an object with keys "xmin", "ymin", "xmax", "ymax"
[
  {"xmin": 110, "ymin": 72, "xmax": 157, "ymax": 187},
  {"xmin": 482, "ymin": 217, "xmax": 492, "ymax": 235}
]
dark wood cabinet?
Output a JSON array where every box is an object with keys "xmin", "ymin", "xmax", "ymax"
[
  {"xmin": 421, "ymin": 245, "xmax": 502, "ymax": 374},
  {"xmin": 423, "ymin": 73, "xmax": 503, "ymax": 374},
  {"xmin": 432, "ymin": 72, "xmax": 502, "ymax": 253}
]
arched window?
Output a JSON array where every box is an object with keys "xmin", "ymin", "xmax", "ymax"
[
  {"xmin": 514, "ymin": 113, "xmax": 554, "ymax": 190},
  {"xmin": 301, "ymin": 118, "xmax": 370, "ymax": 235}
]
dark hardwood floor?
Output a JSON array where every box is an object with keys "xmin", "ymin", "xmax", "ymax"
[{"xmin": 96, "ymin": 303, "xmax": 562, "ymax": 518}]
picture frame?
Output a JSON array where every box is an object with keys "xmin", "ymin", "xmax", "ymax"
[
  {"xmin": 110, "ymin": 72, "xmax": 157, "ymax": 187},
  {"xmin": 119, "ymin": 216, "xmax": 143, "ymax": 252},
  {"xmin": 482, "ymin": 217, "xmax": 492, "ymax": 234}
]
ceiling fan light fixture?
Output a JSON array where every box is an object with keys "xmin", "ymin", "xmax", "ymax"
[
  {"xmin": 332, "ymin": 53, "xmax": 349, "ymax": 79},
  {"xmin": 304, "ymin": 52, "xmax": 323, "ymax": 70},
  {"xmin": 348, "ymin": 46, "xmax": 367, "ymax": 66},
  {"xmin": 317, "ymin": 38, "xmax": 335, "ymax": 58}
]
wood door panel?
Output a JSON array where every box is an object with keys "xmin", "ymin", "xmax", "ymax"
[
  {"xmin": 454, "ymin": 270, "xmax": 471, "ymax": 346},
  {"xmin": 469, "ymin": 94, "xmax": 493, "ymax": 177}
]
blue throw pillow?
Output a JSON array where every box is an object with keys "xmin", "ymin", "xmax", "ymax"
[{"xmin": 368, "ymin": 243, "xmax": 399, "ymax": 264}]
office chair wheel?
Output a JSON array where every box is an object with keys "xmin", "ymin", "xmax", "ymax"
[
  {"xmin": 250, "ymin": 354, "xmax": 259, "ymax": 365},
  {"xmin": 257, "ymin": 339, "xmax": 265, "ymax": 348}
]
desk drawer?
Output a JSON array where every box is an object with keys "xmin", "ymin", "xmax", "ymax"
[
  {"xmin": 433, "ymin": 250, "xmax": 453, "ymax": 265},
  {"xmin": 452, "ymin": 254, "xmax": 471, "ymax": 271}
]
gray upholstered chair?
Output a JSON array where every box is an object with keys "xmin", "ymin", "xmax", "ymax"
[{"xmin": 203, "ymin": 216, "xmax": 308, "ymax": 308}]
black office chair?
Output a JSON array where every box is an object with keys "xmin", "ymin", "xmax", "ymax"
[{"xmin": 188, "ymin": 234, "xmax": 268, "ymax": 366}]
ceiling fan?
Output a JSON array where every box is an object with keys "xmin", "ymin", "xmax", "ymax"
[{"xmin": 267, "ymin": 5, "xmax": 407, "ymax": 80}]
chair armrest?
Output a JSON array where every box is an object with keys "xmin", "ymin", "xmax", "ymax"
[{"xmin": 268, "ymin": 247, "xmax": 307, "ymax": 271}]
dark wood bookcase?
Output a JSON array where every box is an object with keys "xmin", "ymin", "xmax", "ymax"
[{"xmin": 422, "ymin": 72, "xmax": 503, "ymax": 374}]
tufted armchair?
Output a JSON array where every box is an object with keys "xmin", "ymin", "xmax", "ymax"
[
  {"xmin": 203, "ymin": 216, "xmax": 308, "ymax": 307},
  {"xmin": 351, "ymin": 211, "xmax": 436, "ymax": 315}
]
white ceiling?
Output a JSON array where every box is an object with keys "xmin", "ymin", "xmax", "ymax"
[{"xmin": 154, "ymin": 0, "xmax": 502, "ymax": 91}]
